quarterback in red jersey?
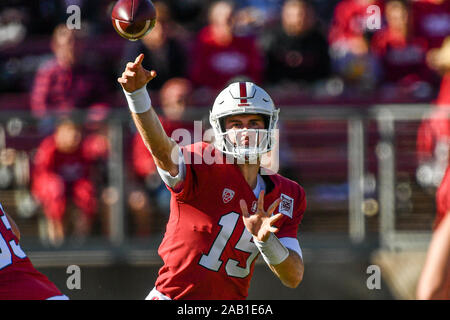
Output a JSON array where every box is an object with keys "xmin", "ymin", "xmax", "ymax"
[
  {"xmin": 118, "ymin": 54, "xmax": 305, "ymax": 300},
  {"xmin": 0, "ymin": 203, "xmax": 68, "ymax": 300}
]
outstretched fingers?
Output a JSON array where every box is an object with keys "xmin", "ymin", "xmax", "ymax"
[
  {"xmin": 123, "ymin": 70, "xmax": 136, "ymax": 78},
  {"xmin": 146, "ymin": 69, "xmax": 157, "ymax": 82},
  {"xmin": 240, "ymin": 199, "xmax": 250, "ymax": 218},
  {"xmin": 134, "ymin": 53, "xmax": 145, "ymax": 66},
  {"xmin": 257, "ymin": 190, "xmax": 265, "ymax": 213},
  {"xmin": 125, "ymin": 54, "xmax": 144, "ymax": 72},
  {"xmin": 269, "ymin": 213, "xmax": 283, "ymax": 233},
  {"xmin": 267, "ymin": 198, "xmax": 281, "ymax": 216},
  {"xmin": 126, "ymin": 62, "xmax": 137, "ymax": 71}
]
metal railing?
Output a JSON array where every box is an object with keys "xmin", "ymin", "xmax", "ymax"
[{"xmin": 0, "ymin": 104, "xmax": 441, "ymax": 252}]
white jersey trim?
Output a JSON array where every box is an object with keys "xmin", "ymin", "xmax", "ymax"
[
  {"xmin": 252, "ymin": 174, "xmax": 266, "ymax": 197},
  {"xmin": 156, "ymin": 145, "xmax": 186, "ymax": 188},
  {"xmin": 279, "ymin": 237, "xmax": 303, "ymax": 260}
]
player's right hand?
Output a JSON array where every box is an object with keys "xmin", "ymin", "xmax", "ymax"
[
  {"xmin": 118, "ymin": 54, "xmax": 157, "ymax": 93},
  {"xmin": 240, "ymin": 190, "xmax": 283, "ymax": 242}
]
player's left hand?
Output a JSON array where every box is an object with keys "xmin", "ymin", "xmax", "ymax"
[{"xmin": 240, "ymin": 190, "xmax": 283, "ymax": 242}]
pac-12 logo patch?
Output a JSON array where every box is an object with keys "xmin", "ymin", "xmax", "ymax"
[
  {"xmin": 222, "ymin": 188, "xmax": 235, "ymax": 204},
  {"xmin": 279, "ymin": 194, "xmax": 294, "ymax": 218}
]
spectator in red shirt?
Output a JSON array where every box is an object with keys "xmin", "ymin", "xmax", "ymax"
[
  {"xmin": 328, "ymin": 0, "xmax": 381, "ymax": 93},
  {"xmin": 189, "ymin": 1, "xmax": 263, "ymax": 92},
  {"xmin": 371, "ymin": 0, "xmax": 436, "ymax": 98},
  {"xmin": 328, "ymin": 0, "xmax": 379, "ymax": 48},
  {"xmin": 30, "ymin": 24, "xmax": 110, "ymax": 119},
  {"xmin": 411, "ymin": 0, "xmax": 450, "ymax": 49},
  {"xmin": 31, "ymin": 119, "xmax": 108, "ymax": 246},
  {"xmin": 128, "ymin": 78, "xmax": 195, "ymax": 236}
]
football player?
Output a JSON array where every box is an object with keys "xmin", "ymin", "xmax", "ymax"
[
  {"xmin": 416, "ymin": 150, "xmax": 450, "ymax": 300},
  {"xmin": 118, "ymin": 54, "xmax": 306, "ymax": 299},
  {"xmin": 0, "ymin": 203, "xmax": 68, "ymax": 300}
]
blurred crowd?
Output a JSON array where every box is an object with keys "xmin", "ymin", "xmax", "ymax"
[
  {"xmin": 1, "ymin": 0, "xmax": 450, "ymax": 105},
  {"xmin": 0, "ymin": 0, "xmax": 449, "ymax": 245}
]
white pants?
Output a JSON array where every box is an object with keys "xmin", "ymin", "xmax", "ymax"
[{"xmin": 145, "ymin": 287, "xmax": 171, "ymax": 300}]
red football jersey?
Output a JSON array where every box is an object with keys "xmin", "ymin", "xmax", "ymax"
[
  {"xmin": 155, "ymin": 142, "xmax": 306, "ymax": 299},
  {"xmin": 0, "ymin": 204, "xmax": 64, "ymax": 300},
  {"xmin": 436, "ymin": 166, "xmax": 450, "ymax": 229}
]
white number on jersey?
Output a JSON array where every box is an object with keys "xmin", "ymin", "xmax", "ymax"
[
  {"xmin": 0, "ymin": 213, "xmax": 26, "ymax": 270},
  {"xmin": 199, "ymin": 212, "xmax": 259, "ymax": 278}
]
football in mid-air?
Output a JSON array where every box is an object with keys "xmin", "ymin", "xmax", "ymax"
[{"xmin": 111, "ymin": 0, "xmax": 157, "ymax": 41}]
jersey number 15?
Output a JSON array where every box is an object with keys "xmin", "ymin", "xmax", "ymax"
[
  {"xmin": 199, "ymin": 212, "xmax": 259, "ymax": 278},
  {"xmin": 0, "ymin": 214, "xmax": 26, "ymax": 270}
]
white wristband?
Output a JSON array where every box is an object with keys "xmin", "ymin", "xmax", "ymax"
[
  {"xmin": 123, "ymin": 85, "xmax": 151, "ymax": 114},
  {"xmin": 254, "ymin": 233, "xmax": 289, "ymax": 266}
]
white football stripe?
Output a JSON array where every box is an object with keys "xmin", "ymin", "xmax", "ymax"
[{"xmin": 115, "ymin": 19, "xmax": 151, "ymax": 39}]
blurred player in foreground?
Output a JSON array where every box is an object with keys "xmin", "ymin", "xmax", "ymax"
[
  {"xmin": 416, "ymin": 176, "xmax": 450, "ymax": 300},
  {"xmin": 415, "ymin": 36, "xmax": 450, "ymax": 300},
  {"xmin": 118, "ymin": 54, "xmax": 306, "ymax": 299},
  {"xmin": 0, "ymin": 203, "xmax": 68, "ymax": 300}
]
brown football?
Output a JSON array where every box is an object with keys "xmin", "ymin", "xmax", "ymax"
[{"xmin": 111, "ymin": 0, "xmax": 157, "ymax": 41}]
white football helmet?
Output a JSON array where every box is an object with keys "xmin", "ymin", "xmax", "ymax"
[{"xmin": 209, "ymin": 82, "xmax": 279, "ymax": 162}]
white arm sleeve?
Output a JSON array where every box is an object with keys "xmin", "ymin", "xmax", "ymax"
[
  {"xmin": 123, "ymin": 86, "xmax": 152, "ymax": 114},
  {"xmin": 155, "ymin": 146, "xmax": 186, "ymax": 188},
  {"xmin": 280, "ymin": 237, "xmax": 303, "ymax": 260}
]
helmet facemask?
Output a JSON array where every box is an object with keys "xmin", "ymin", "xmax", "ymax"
[{"xmin": 211, "ymin": 112, "xmax": 279, "ymax": 163}]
